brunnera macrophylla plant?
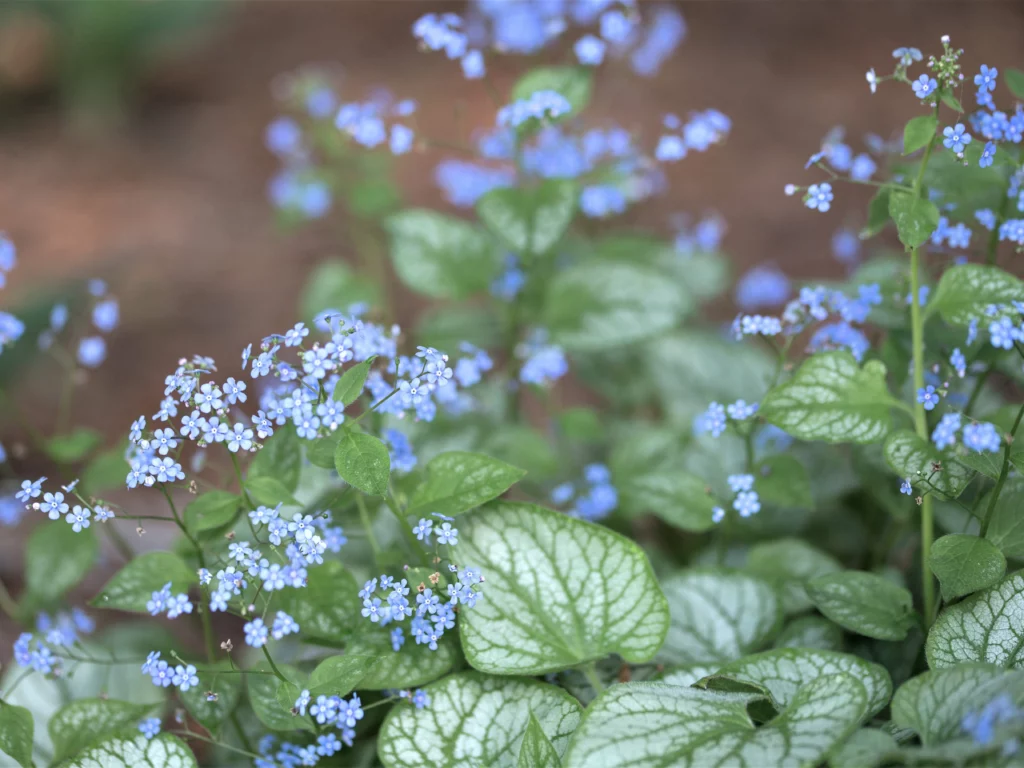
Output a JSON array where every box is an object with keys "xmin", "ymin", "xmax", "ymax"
[{"xmin": 1, "ymin": 5, "xmax": 1024, "ymax": 768}]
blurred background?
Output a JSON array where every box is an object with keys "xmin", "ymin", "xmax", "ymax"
[{"xmin": 1, "ymin": 0, "xmax": 1022, "ymax": 635}]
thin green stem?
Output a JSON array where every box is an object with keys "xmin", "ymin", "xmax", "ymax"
[
  {"xmin": 384, "ymin": 490, "xmax": 430, "ymax": 565},
  {"xmin": 1, "ymin": 669, "xmax": 34, "ymax": 699},
  {"xmin": 101, "ymin": 523, "xmax": 135, "ymax": 562},
  {"xmin": 160, "ymin": 486, "xmax": 216, "ymax": 663},
  {"xmin": 355, "ymin": 493, "xmax": 382, "ymax": 559},
  {"xmin": 229, "ymin": 453, "xmax": 256, "ymax": 509},
  {"xmin": 964, "ymin": 363, "xmax": 994, "ymax": 418},
  {"xmin": 582, "ymin": 662, "xmax": 605, "ymax": 695},
  {"xmin": 986, "ymin": 182, "xmax": 1013, "ymax": 266},
  {"xmin": 980, "ymin": 401, "xmax": 1024, "ymax": 537},
  {"xmin": 909, "ymin": 105, "xmax": 940, "ymax": 626},
  {"xmin": 170, "ymin": 730, "xmax": 261, "ymax": 761},
  {"xmin": 260, "ymin": 646, "xmax": 288, "ymax": 683}
]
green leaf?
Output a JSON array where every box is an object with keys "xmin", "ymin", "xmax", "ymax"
[
  {"xmin": 887, "ymin": 190, "xmax": 940, "ymax": 249},
  {"xmin": 545, "ymin": 261, "xmax": 690, "ymax": 351},
  {"xmin": 562, "ymin": 674, "xmax": 868, "ymax": 768},
  {"xmin": 407, "ymin": 451, "xmax": 526, "ymax": 517},
  {"xmin": 482, "ymin": 426, "xmax": 560, "ymax": 481},
  {"xmin": 807, "ymin": 571, "xmax": 913, "ymax": 641},
  {"xmin": 518, "ymin": 712, "xmax": 562, "ymax": 768},
  {"xmin": 829, "ymin": 728, "xmax": 899, "ymax": 768},
  {"xmin": 926, "ymin": 571, "xmax": 1024, "ymax": 668},
  {"xmin": 928, "ymin": 264, "xmax": 1024, "ymax": 326},
  {"xmin": 929, "ymin": 534, "xmax": 1006, "ymax": 601},
  {"xmin": 386, "ymin": 209, "xmax": 498, "ymax": 299},
  {"xmin": 248, "ymin": 425, "xmax": 302, "ymax": 493},
  {"xmin": 477, "ymin": 180, "xmax": 577, "ymax": 258},
  {"xmin": 334, "ymin": 431, "xmax": 390, "ymax": 496},
  {"xmin": 454, "ymin": 502, "xmax": 669, "ymax": 675},
  {"xmin": 249, "ymin": 663, "xmax": 312, "ymax": 733},
  {"xmin": 245, "ymin": 476, "xmax": 301, "ymax": 507},
  {"xmin": 903, "ymin": 115, "xmax": 937, "ymax": 155},
  {"xmin": 883, "ymin": 429, "xmax": 973, "ymax": 500},
  {"xmin": 347, "ymin": 630, "xmax": 458, "ymax": 690},
  {"xmin": 332, "ymin": 359, "xmax": 374, "ymax": 406},
  {"xmin": 417, "ymin": 305, "xmax": 502, "ymax": 352},
  {"xmin": 379, "ymin": 673, "xmax": 581, "ymax": 768},
  {"xmin": 772, "ymin": 616, "xmax": 844, "ymax": 651},
  {"xmin": 760, "ymin": 351, "xmax": 896, "ymax": 444},
  {"xmin": 46, "ymin": 428, "xmax": 102, "ymax": 464},
  {"xmin": 59, "ymin": 733, "xmax": 197, "ymax": 768},
  {"xmin": 91, "ymin": 552, "xmax": 196, "ymax": 613},
  {"xmin": 617, "ymin": 469, "xmax": 718, "ymax": 532},
  {"xmin": 49, "ymin": 698, "xmax": 155, "ymax": 763},
  {"xmin": 1006, "ymin": 68, "xmax": 1024, "ymax": 100},
  {"xmin": 861, "ymin": 188, "xmax": 891, "ymax": 239},
  {"xmin": 0, "ymin": 703, "xmax": 33, "ymax": 768},
  {"xmin": 178, "ymin": 661, "xmax": 242, "ymax": 730},
  {"xmin": 984, "ymin": 477, "xmax": 1024, "ymax": 559},
  {"xmin": 701, "ymin": 648, "xmax": 893, "ymax": 717},
  {"xmin": 939, "ymin": 88, "xmax": 962, "ymax": 112},
  {"xmin": 659, "ymin": 569, "xmax": 782, "ymax": 665},
  {"xmin": 26, "ymin": 523, "xmax": 98, "ymax": 603},
  {"xmin": 891, "ymin": 664, "xmax": 1018, "ymax": 745},
  {"xmin": 746, "ymin": 538, "xmax": 842, "ymax": 615},
  {"xmin": 754, "ymin": 455, "xmax": 813, "ymax": 509},
  {"xmin": 184, "ymin": 491, "xmax": 240, "ymax": 535},
  {"xmin": 277, "ymin": 561, "xmax": 361, "ymax": 644},
  {"xmin": 306, "ymin": 431, "xmax": 342, "ymax": 470},
  {"xmin": 300, "ymin": 260, "xmax": 379, "ymax": 320},
  {"xmin": 80, "ymin": 447, "xmax": 129, "ymax": 495},
  {"xmin": 956, "ymin": 449, "xmax": 1003, "ymax": 480},
  {"xmin": 511, "ymin": 66, "xmax": 592, "ymax": 120},
  {"xmin": 306, "ymin": 654, "xmax": 378, "ymax": 698}
]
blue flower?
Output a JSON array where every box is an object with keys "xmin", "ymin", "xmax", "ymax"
[
  {"xmin": 804, "ymin": 183, "xmax": 833, "ymax": 212},
  {"xmin": 932, "ymin": 413, "xmax": 962, "ymax": 451},
  {"xmin": 391, "ymin": 627, "xmax": 405, "ymax": 652},
  {"xmin": 92, "ymin": 299, "xmax": 119, "ymax": 333},
  {"xmin": 412, "ymin": 518, "xmax": 433, "ymax": 543},
  {"xmin": 0, "ymin": 235, "xmax": 16, "ymax": 272},
  {"xmin": 975, "ymin": 64, "xmax": 998, "ymax": 92},
  {"xmin": 963, "ymin": 422, "xmax": 1002, "ymax": 453},
  {"xmin": 271, "ymin": 611, "xmax": 300, "ymax": 640},
  {"xmin": 980, "ymin": 141, "xmax": 997, "ymax": 168},
  {"xmin": 65, "ymin": 506, "xmax": 91, "ymax": 532},
  {"xmin": 574, "ymin": 34, "xmax": 606, "ymax": 66},
  {"xmin": 733, "ymin": 490, "xmax": 761, "ymax": 518},
  {"xmin": 892, "ymin": 47, "xmax": 922, "ymax": 66},
  {"xmin": 171, "ymin": 663, "xmax": 199, "ymax": 692},
  {"xmin": 850, "ymin": 153, "xmax": 877, "ymax": 182},
  {"xmin": 390, "ymin": 124, "xmax": 415, "ymax": 155},
  {"xmin": 244, "ymin": 618, "xmax": 269, "ymax": 648},
  {"xmin": 460, "ymin": 50, "xmax": 485, "ymax": 79},
  {"xmin": 727, "ymin": 474, "xmax": 755, "ymax": 493},
  {"xmin": 518, "ymin": 335, "xmax": 568, "ymax": 386},
  {"xmin": 911, "ymin": 75, "xmax": 938, "ymax": 100},
  {"xmin": 694, "ymin": 402, "xmax": 727, "ymax": 438},
  {"xmin": 942, "ymin": 124, "xmax": 973, "ymax": 156},
  {"xmin": 16, "ymin": 477, "xmax": 45, "ymax": 503},
  {"xmin": 734, "ymin": 265, "xmax": 790, "ymax": 311},
  {"xmin": 436, "ymin": 522, "xmax": 458, "ymax": 546},
  {"xmin": 916, "ymin": 385, "xmax": 941, "ymax": 411},
  {"xmin": 138, "ymin": 717, "xmax": 161, "ymax": 740},
  {"xmin": 40, "ymin": 491, "xmax": 69, "ymax": 520},
  {"xmin": 900, "ymin": 478, "xmax": 912, "ymax": 495},
  {"xmin": 711, "ymin": 506, "xmax": 725, "ymax": 524},
  {"xmin": 497, "ymin": 90, "xmax": 572, "ymax": 129},
  {"xmin": 579, "ymin": 185, "xmax": 627, "ymax": 218},
  {"xmin": 989, "ymin": 316, "xmax": 1021, "ymax": 349},
  {"xmin": 77, "ymin": 337, "xmax": 106, "ymax": 368},
  {"xmin": 412, "ymin": 689, "xmax": 431, "ymax": 709},
  {"xmin": 950, "ymin": 348, "xmax": 967, "ymax": 378}
]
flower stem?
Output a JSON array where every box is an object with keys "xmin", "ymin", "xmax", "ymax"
[
  {"xmin": 909, "ymin": 105, "xmax": 939, "ymax": 626},
  {"xmin": 979, "ymin": 401, "xmax": 1024, "ymax": 538},
  {"xmin": 582, "ymin": 662, "xmax": 605, "ymax": 695},
  {"xmin": 355, "ymin": 493, "xmax": 382, "ymax": 559}
]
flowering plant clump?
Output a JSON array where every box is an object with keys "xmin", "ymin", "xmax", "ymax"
[{"xmin": 2, "ymin": 3, "xmax": 1024, "ymax": 766}]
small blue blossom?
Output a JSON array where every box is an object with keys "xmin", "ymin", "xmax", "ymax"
[
  {"xmin": 804, "ymin": 183, "xmax": 833, "ymax": 212},
  {"xmin": 711, "ymin": 506, "xmax": 725, "ymax": 524},
  {"xmin": 980, "ymin": 141, "xmax": 997, "ymax": 168},
  {"xmin": 733, "ymin": 490, "xmax": 761, "ymax": 518},
  {"xmin": 989, "ymin": 316, "xmax": 1021, "ymax": 349},
  {"xmin": 244, "ymin": 618, "xmax": 269, "ymax": 648},
  {"xmin": 16, "ymin": 477, "xmax": 45, "ymax": 503},
  {"xmin": 893, "ymin": 47, "xmax": 922, "ymax": 66},
  {"xmin": 727, "ymin": 474, "xmax": 755, "ymax": 493},
  {"xmin": 963, "ymin": 422, "xmax": 1002, "ymax": 453},
  {"xmin": 413, "ymin": 518, "xmax": 433, "ymax": 543},
  {"xmin": 40, "ymin": 491, "xmax": 69, "ymax": 520},
  {"xmin": 65, "ymin": 506, "xmax": 91, "ymax": 532},
  {"xmin": 271, "ymin": 611, "xmax": 300, "ymax": 640},
  {"xmin": 77, "ymin": 337, "xmax": 106, "ymax": 368},
  {"xmin": 932, "ymin": 412, "xmax": 962, "ymax": 451},
  {"xmin": 412, "ymin": 689, "xmax": 431, "ymax": 709},
  {"xmin": 942, "ymin": 124, "xmax": 973, "ymax": 156},
  {"xmin": 911, "ymin": 74, "xmax": 938, "ymax": 100},
  {"xmin": 391, "ymin": 627, "xmax": 405, "ymax": 651},
  {"xmin": 460, "ymin": 50, "xmax": 485, "ymax": 80},
  {"xmin": 916, "ymin": 385, "xmax": 941, "ymax": 411},
  {"xmin": 92, "ymin": 299, "xmax": 119, "ymax": 333},
  {"xmin": 574, "ymin": 34, "xmax": 606, "ymax": 66},
  {"xmin": 435, "ymin": 522, "xmax": 458, "ymax": 546},
  {"xmin": 950, "ymin": 348, "xmax": 966, "ymax": 378},
  {"xmin": 694, "ymin": 402, "xmax": 727, "ymax": 438},
  {"xmin": 726, "ymin": 400, "xmax": 758, "ymax": 421},
  {"xmin": 171, "ymin": 663, "xmax": 199, "ymax": 692},
  {"xmin": 138, "ymin": 718, "xmax": 161, "ymax": 740},
  {"xmin": 975, "ymin": 64, "xmax": 998, "ymax": 92}
]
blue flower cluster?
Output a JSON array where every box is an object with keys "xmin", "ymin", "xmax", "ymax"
[
  {"xmin": 710, "ymin": 474, "xmax": 761, "ymax": 524},
  {"xmin": 359, "ymin": 565, "xmax": 483, "ymax": 652},
  {"xmin": 138, "ymin": 717, "xmax": 162, "ymax": 740},
  {"xmin": 655, "ymin": 110, "xmax": 732, "ymax": 163},
  {"xmin": 141, "ymin": 651, "xmax": 199, "ymax": 693},
  {"xmin": 962, "ymin": 693, "xmax": 1023, "ymax": 752},
  {"xmin": 0, "ymin": 234, "xmax": 24, "ymax": 356},
  {"xmin": 13, "ymin": 475, "xmax": 115, "ymax": 532},
  {"xmin": 414, "ymin": 2, "xmax": 685, "ymax": 79},
  {"xmin": 732, "ymin": 283, "xmax": 881, "ymax": 362},
  {"xmin": 147, "ymin": 582, "xmax": 194, "ymax": 619},
  {"xmin": 256, "ymin": 728, "xmax": 353, "ymax": 768},
  {"xmin": 694, "ymin": 399, "xmax": 758, "ymax": 439},
  {"xmin": 11, "ymin": 608, "xmax": 96, "ymax": 676},
  {"xmin": 549, "ymin": 464, "xmax": 618, "ymax": 522},
  {"xmin": 670, "ymin": 212, "xmax": 726, "ymax": 257},
  {"xmin": 931, "ymin": 412, "xmax": 1003, "ymax": 454},
  {"xmin": 517, "ymin": 330, "xmax": 569, "ymax": 387}
]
